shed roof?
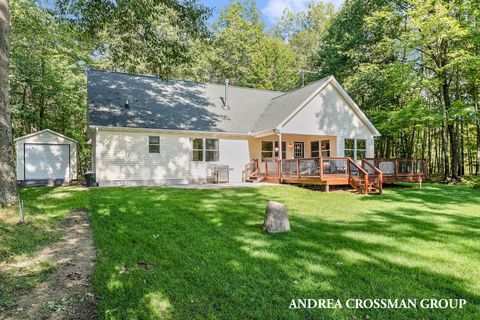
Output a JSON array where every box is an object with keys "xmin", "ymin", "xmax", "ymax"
[{"xmin": 15, "ymin": 129, "xmax": 78, "ymax": 143}]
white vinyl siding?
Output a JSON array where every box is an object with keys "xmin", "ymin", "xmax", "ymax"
[
  {"xmin": 280, "ymin": 83, "xmax": 375, "ymax": 158},
  {"xmin": 94, "ymin": 129, "xmax": 249, "ymax": 185},
  {"xmin": 280, "ymin": 83, "xmax": 375, "ymax": 159}
]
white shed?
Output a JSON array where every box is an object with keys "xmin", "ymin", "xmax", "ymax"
[{"xmin": 15, "ymin": 129, "xmax": 78, "ymax": 183}]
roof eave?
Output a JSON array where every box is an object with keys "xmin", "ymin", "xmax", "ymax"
[{"xmin": 89, "ymin": 125, "xmax": 252, "ymax": 137}]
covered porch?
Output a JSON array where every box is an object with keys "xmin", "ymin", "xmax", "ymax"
[{"xmin": 248, "ymin": 133, "xmax": 340, "ymax": 171}]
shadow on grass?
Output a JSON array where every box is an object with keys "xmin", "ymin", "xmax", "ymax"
[
  {"xmin": 86, "ymin": 186, "xmax": 480, "ymax": 319},
  {"xmin": 369, "ymin": 183, "xmax": 480, "ymax": 209}
]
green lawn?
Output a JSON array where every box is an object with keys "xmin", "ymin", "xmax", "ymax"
[{"xmin": 3, "ymin": 184, "xmax": 480, "ymax": 319}]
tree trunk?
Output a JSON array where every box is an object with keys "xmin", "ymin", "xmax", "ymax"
[
  {"xmin": 476, "ymin": 96, "xmax": 480, "ymax": 175},
  {"xmin": 441, "ymin": 81, "xmax": 452, "ymax": 180},
  {"xmin": 460, "ymin": 121, "xmax": 464, "ymax": 176},
  {"xmin": 0, "ymin": 0, "xmax": 18, "ymax": 206}
]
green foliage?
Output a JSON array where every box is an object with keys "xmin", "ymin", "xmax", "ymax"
[
  {"xmin": 273, "ymin": 1, "xmax": 335, "ymax": 73},
  {"xmin": 247, "ymin": 38, "xmax": 298, "ymax": 91},
  {"xmin": 315, "ymin": 0, "xmax": 480, "ymax": 174},
  {"xmin": 57, "ymin": 0, "xmax": 211, "ymax": 77},
  {"xmin": 10, "ymin": 0, "xmax": 91, "ymax": 171},
  {"xmin": 179, "ymin": 0, "xmax": 301, "ymax": 91},
  {"xmin": 209, "ymin": 0, "xmax": 265, "ymax": 86}
]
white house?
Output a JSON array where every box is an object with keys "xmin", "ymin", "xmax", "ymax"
[{"xmin": 87, "ymin": 69, "xmax": 380, "ymax": 186}]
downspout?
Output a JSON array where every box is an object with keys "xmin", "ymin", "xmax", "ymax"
[{"xmin": 274, "ymin": 129, "xmax": 282, "ymax": 176}]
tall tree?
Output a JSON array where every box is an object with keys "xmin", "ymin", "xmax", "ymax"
[
  {"xmin": 246, "ymin": 37, "xmax": 298, "ymax": 90},
  {"xmin": 9, "ymin": 0, "xmax": 91, "ymax": 173},
  {"xmin": 209, "ymin": 0, "xmax": 265, "ymax": 86},
  {"xmin": 315, "ymin": 0, "xmax": 478, "ymax": 179},
  {"xmin": 0, "ymin": 0, "xmax": 18, "ymax": 206},
  {"xmin": 57, "ymin": 0, "xmax": 211, "ymax": 77},
  {"xmin": 273, "ymin": 1, "xmax": 334, "ymax": 74}
]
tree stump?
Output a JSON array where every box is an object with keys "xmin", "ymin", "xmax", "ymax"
[{"xmin": 263, "ymin": 201, "xmax": 291, "ymax": 233}]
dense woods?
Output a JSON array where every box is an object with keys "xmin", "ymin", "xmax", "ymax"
[{"xmin": 4, "ymin": 0, "xmax": 480, "ymax": 182}]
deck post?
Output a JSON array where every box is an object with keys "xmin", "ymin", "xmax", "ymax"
[
  {"xmin": 395, "ymin": 159, "xmax": 399, "ymax": 178},
  {"xmin": 319, "ymin": 157, "xmax": 323, "ymax": 180},
  {"xmin": 364, "ymin": 174, "xmax": 369, "ymax": 194},
  {"xmin": 277, "ymin": 159, "xmax": 281, "ymax": 180},
  {"xmin": 296, "ymin": 159, "xmax": 300, "ymax": 179},
  {"xmin": 325, "ymin": 184, "xmax": 329, "ymax": 193}
]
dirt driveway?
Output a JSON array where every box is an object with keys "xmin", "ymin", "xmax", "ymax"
[{"xmin": 1, "ymin": 209, "xmax": 97, "ymax": 320}]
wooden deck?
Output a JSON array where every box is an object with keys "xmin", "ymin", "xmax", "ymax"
[{"xmin": 244, "ymin": 157, "xmax": 427, "ymax": 194}]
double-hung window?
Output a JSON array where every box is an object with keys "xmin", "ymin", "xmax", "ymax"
[
  {"xmin": 149, "ymin": 136, "xmax": 160, "ymax": 153},
  {"xmin": 321, "ymin": 140, "xmax": 330, "ymax": 157},
  {"xmin": 192, "ymin": 138, "xmax": 219, "ymax": 162},
  {"xmin": 311, "ymin": 141, "xmax": 319, "ymax": 157},
  {"xmin": 310, "ymin": 140, "xmax": 330, "ymax": 157},
  {"xmin": 344, "ymin": 138, "xmax": 366, "ymax": 161},
  {"xmin": 275, "ymin": 141, "xmax": 286, "ymax": 159},
  {"xmin": 356, "ymin": 139, "xmax": 366, "ymax": 160},
  {"xmin": 261, "ymin": 141, "xmax": 286, "ymax": 160}
]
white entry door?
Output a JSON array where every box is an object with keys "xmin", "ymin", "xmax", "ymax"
[{"xmin": 24, "ymin": 144, "xmax": 70, "ymax": 180}]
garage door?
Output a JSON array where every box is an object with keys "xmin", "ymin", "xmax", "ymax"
[{"xmin": 24, "ymin": 144, "xmax": 70, "ymax": 180}]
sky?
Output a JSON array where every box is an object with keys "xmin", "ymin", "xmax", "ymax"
[{"xmin": 202, "ymin": 0, "xmax": 344, "ymax": 26}]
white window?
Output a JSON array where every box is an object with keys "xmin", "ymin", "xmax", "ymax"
[
  {"xmin": 310, "ymin": 141, "xmax": 319, "ymax": 157},
  {"xmin": 321, "ymin": 140, "xmax": 330, "ymax": 157},
  {"xmin": 192, "ymin": 138, "xmax": 219, "ymax": 162},
  {"xmin": 356, "ymin": 139, "xmax": 366, "ymax": 160},
  {"xmin": 312, "ymin": 140, "xmax": 330, "ymax": 157},
  {"xmin": 261, "ymin": 141, "xmax": 286, "ymax": 160},
  {"xmin": 344, "ymin": 138, "xmax": 366, "ymax": 160},
  {"xmin": 149, "ymin": 136, "xmax": 160, "ymax": 153}
]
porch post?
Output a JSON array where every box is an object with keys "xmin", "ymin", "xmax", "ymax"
[{"xmin": 278, "ymin": 132, "xmax": 283, "ymax": 175}]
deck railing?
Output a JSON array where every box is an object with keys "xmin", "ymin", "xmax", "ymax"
[
  {"xmin": 347, "ymin": 158, "xmax": 369, "ymax": 194},
  {"xmin": 365, "ymin": 158, "xmax": 428, "ymax": 179},
  {"xmin": 279, "ymin": 157, "xmax": 350, "ymax": 179},
  {"xmin": 243, "ymin": 159, "xmax": 259, "ymax": 181},
  {"xmin": 252, "ymin": 157, "xmax": 385, "ymax": 193}
]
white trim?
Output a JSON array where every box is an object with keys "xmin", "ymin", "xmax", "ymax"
[
  {"xmin": 190, "ymin": 137, "xmax": 220, "ymax": 162},
  {"xmin": 90, "ymin": 125, "xmax": 250, "ymax": 137},
  {"xmin": 15, "ymin": 129, "xmax": 78, "ymax": 143},
  {"xmin": 252, "ymin": 129, "xmax": 276, "ymax": 138}
]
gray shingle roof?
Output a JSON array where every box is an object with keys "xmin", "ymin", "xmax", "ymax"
[
  {"xmin": 87, "ymin": 70, "xmax": 332, "ymax": 134},
  {"xmin": 253, "ymin": 76, "xmax": 331, "ymax": 132}
]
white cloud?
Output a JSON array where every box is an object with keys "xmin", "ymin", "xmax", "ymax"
[
  {"xmin": 262, "ymin": 0, "xmax": 307, "ymax": 22},
  {"xmin": 262, "ymin": 0, "xmax": 344, "ymax": 22}
]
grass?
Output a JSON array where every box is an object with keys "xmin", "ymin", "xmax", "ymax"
[
  {"xmin": 1, "ymin": 184, "xmax": 479, "ymax": 319},
  {"xmin": 0, "ymin": 187, "xmax": 89, "ymax": 309}
]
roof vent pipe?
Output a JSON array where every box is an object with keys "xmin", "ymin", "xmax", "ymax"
[{"xmin": 224, "ymin": 79, "xmax": 229, "ymax": 108}]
